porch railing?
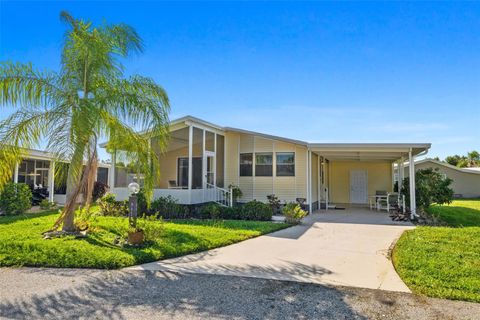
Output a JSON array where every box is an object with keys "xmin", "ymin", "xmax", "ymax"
[{"xmin": 205, "ymin": 183, "xmax": 233, "ymax": 207}]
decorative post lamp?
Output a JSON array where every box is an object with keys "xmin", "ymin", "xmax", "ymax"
[{"xmin": 128, "ymin": 182, "xmax": 140, "ymax": 228}]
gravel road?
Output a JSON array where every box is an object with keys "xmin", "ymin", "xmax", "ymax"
[{"xmin": 0, "ymin": 268, "xmax": 478, "ymax": 319}]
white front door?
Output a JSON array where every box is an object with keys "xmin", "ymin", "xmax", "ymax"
[{"xmin": 350, "ymin": 170, "xmax": 367, "ymax": 204}]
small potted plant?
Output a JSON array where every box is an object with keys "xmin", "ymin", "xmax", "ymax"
[{"xmin": 128, "ymin": 226, "xmax": 145, "ymax": 244}]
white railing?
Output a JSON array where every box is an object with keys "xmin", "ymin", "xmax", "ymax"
[{"xmin": 205, "ymin": 183, "xmax": 232, "ymax": 207}]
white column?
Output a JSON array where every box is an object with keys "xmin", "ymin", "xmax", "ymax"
[
  {"xmin": 14, "ymin": 162, "xmax": 19, "ymax": 183},
  {"xmin": 409, "ymin": 149, "xmax": 417, "ymax": 219},
  {"xmin": 317, "ymin": 155, "xmax": 320, "ymax": 207},
  {"xmin": 214, "ymin": 132, "xmax": 217, "ymax": 187},
  {"xmin": 202, "ymin": 129, "xmax": 206, "ymax": 189},
  {"xmin": 188, "ymin": 125, "xmax": 193, "ymax": 204},
  {"xmin": 49, "ymin": 161, "xmax": 55, "ymax": 202},
  {"xmin": 109, "ymin": 151, "xmax": 116, "ymax": 190},
  {"xmin": 307, "ymin": 150, "xmax": 312, "ymax": 212}
]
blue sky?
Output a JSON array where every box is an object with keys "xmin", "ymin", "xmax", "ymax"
[{"xmin": 1, "ymin": 1, "xmax": 479, "ymax": 161}]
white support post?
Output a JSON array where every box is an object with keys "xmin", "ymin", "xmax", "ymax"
[
  {"xmin": 13, "ymin": 162, "xmax": 19, "ymax": 183},
  {"xmin": 307, "ymin": 150, "xmax": 312, "ymax": 213},
  {"xmin": 49, "ymin": 161, "xmax": 55, "ymax": 203},
  {"xmin": 409, "ymin": 149, "xmax": 417, "ymax": 219},
  {"xmin": 214, "ymin": 132, "xmax": 217, "ymax": 187},
  {"xmin": 109, "ymin": 151, "xmax": 116, "ymax": 191},
  {"xmin": 317, "ymin": 155, "xmax": 320, "ymax": 209},
  {"xmin": 202, "ymin": 129, "xmax": 206, "ymax": 190},
  {"xmin": 188, "ymin": 125, "xmax": 193, "ymax": 204}
]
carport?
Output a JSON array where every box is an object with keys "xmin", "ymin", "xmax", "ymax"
[{"xmin": 306, "ymin": 143, "xmax": 431, "ymax": 219}]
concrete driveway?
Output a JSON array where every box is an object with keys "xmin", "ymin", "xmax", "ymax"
[{"xmin": 129, "ymin": 208, "xmax": 415, "ymax": 292}]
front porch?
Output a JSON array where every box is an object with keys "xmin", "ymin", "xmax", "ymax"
[{"xmin": 109, "ymin": 118, "xmax": 232, "ymax": 205}]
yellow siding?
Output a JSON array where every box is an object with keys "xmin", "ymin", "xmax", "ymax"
[
  {"xmin": 157, "ymin": 146, "xmax": 188, "ymax": 188},
  {"xmin": 311, "ymin": 153, "xmax": 318, "ymax": 202},
  {"xmin": 295, "ymin": 145, "xmax": 307, "ymax": 200},
  {"xmin": 329, "ymin": 161, "xmax": 393, "ymax": 204},
  {"xmin": 224, "ymin": 132, "xmax": 240, "ymax": 187},
  {"xmin": 223, "ymin": 132, "xmax": 307, "ymax": 203},
  {"xmin": 407, "ymin": 161, "xmax": 480, "ymax": 198}
]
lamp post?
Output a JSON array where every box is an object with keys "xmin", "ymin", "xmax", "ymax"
[{"xmin": 128, "ymin": 182, "xmax": 140, "ymax": 228}]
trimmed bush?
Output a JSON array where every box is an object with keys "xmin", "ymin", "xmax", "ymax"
[
  {"xmin": 39, "ymin": 199, "xmax": 56, "ymax": 210},
  {"xmin": 220, "ymin": 206, "xmax": 242, "ymax": 220},
  {"xmin": 0, "ymin": 182, "xmax": 32, "ymax": 215},
  {"xmin": 282, "ymin": 202, "xmax": 307, "ymax": 224},
  {"xmin": 241, "ymin": 200, "xmax": 273, "ymax": 221},
  {"xmin": 200, "ymin": 202, "xmax": 222, "ymax": 219},
  {"xmin": 150, "ymin": 195, "xmax": 189, "ymax": 219}
]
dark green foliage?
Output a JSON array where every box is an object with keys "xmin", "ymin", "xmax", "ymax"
[
  {"xmin": 267, "ymin": 194, "xmax": 281, "ymax": 214},
  {"xmin": 401, "ymin": 168, "xmax": 454, "ymax": 210},
  {"xmin": 136, "ymin": 188, "xmax": 149, "ymax": 215},
  {"xmin": 92, "ymin": 181, "xmax": 109, "ymax": 202},
  {"xmin": 98, "ymin": 193, "xmax": 128, "ymax": 217},
  {"xmin": 228, "ymin": 184, "xmax": 242, "ymax": 202},
  {"xmin": 200, "ymin": 202, "xmax": 222, "ymax": 219},
  {"xmin": 0, "ymin": 183, "xmax": 32, "ymax": 215},
  {"xmin": 150, "ymin": 196, "xmax": 189, "ymax": 219},
  {"xmin": 444, "ymin": 151, "xmax": 480, "ymax": 168},
  {"xmin": 219, "ymin": 206, "xmax": 243, "ymax": 220},
  {"xmin": 241, "ymin": 200, "xmax": 273, "ymax": 221}
]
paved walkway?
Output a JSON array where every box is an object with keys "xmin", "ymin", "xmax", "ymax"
[{"xmin": 129, "ymin": 208, "xmax": 415, "ymax": 292}]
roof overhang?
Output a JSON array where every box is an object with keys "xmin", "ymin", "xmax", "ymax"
[{"xmin": 309, "ymin": 143, "xmax": 431, "ymax": 161}]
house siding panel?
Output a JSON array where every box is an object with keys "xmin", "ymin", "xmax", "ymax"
[{"xmin": 329, "ymin": 161, "xmax": 392, "ymax": 204}]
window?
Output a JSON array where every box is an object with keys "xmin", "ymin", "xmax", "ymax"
[
  {"xmin": 276, "ymin": 152, "xmax": 295, "ymax": 176},
  {"xmin": 255, "ymin": 153, "xmax": 273, "ymax": 176},
  {"xmin": 240, "ymin": 153, "xmax": 253, "ymax": 176}
]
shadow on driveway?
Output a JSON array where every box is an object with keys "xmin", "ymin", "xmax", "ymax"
[{"xmin": 0, "ymin": 268, "xmax": 365, "ymax": 320}]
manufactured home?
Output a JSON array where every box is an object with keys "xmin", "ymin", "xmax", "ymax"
[
  {"xmin": 104, "ymin": 116, "xmax": 430, "ymax": 216},
  {"xmin": 10, "ymin": 148, "xmax": 110, "ymax": 204},
  {"xmin": 402, "ymin": 159, "xmax": 480, "ymax": 198}
]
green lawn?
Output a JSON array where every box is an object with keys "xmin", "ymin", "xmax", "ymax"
[
  {"xmin": 393, "ymin": 199, "xmax": 480, "ymax": 303},
  {"xmin": 0, "ymin": 211, "xmax": 289, "ymax": 269}
]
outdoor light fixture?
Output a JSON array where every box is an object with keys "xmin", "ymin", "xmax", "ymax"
[
  {"xmin": 128, "ymin": 182, "xmax": 140, "ymax": 229},
  {"xmin": 128, "ymin": 182, "xmax": 140, "ymax": 195}
]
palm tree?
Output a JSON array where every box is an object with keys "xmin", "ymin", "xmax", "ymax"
[{"xmin": 0, "ymin": 12, "xmax": 170, "ymax": 233}]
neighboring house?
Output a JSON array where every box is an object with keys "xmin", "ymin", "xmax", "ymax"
[
  {"xmin": 9, "ymin": 148, "xmax": 110, "ymax": 204},
  {"xmin": 102, "ymin": 116, "xmax": 430, "ymax": 215},
  {"xmin": 403, "ymin": 159, "xmax": 480, "ymax": 198}
]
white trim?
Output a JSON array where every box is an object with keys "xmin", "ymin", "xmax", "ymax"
[
  {"xmin": 13, "ymin": 162, "xmax": 19, "ymax": 183},
  {"xmin": 188, "ymin": 125, "xmax": 193, "ymax": 203},
  {"xmin": 409, "ymin": 149, "xmax": 417, "ymax": 219},
  {"xmin": 48, "ymin": 161, "xmax": 55, "ymax": 202}
]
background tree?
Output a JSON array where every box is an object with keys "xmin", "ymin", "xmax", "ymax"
[
  {"xmin": 444, "ymin": 151, "xmax": 479, "ymax": 168},
  {"xmin": 0, "ymin": 12, "xmax": 170, "ymax": 233}
]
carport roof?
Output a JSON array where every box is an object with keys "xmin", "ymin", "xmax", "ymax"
[{"xmin": 309, "ymin": 143, "xmax": 431, "ymax": 161}]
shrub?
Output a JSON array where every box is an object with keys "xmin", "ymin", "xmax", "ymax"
[
  {"xmin": 39, "ymin": 199, "xmax": 56, "ymax": 210},
  {"xmin": 267, "ymin": 194, "xmax": 281, "ymax": 214},
  {"xmin": 220, "ymin": 206, "xmax": 242, "ymax": 220},
  {"xmin": 92, "ymin": 181, "xmax": 109, "ymax": 202},
  {"xmin": 0, "ymin": 183, "xmax": 32, "ymax": 215},
  {"xmin": 150, "ymin": 195, "xmax": 189, "ymax": 219},
  {"xmin": 401, "ymin": 168, "xmax": 454, "ymax": 211},
  {"xmin": 200, "ymin": 202, "xmax": 222, "ymax": 219},
  {"xmin": 282, "ymin": 202, "xmax": 307, "ymax": 224},
  {"xmin": 136, "ymin": 188, "xmax": 149, "ymax": 215},
  {"xmin": 241, "ymin": 200, "xmax": 272, "ymax": 221},
  {"xmin": 98, "ymin": 193, "xmax": 128, "ymax": 217}
]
